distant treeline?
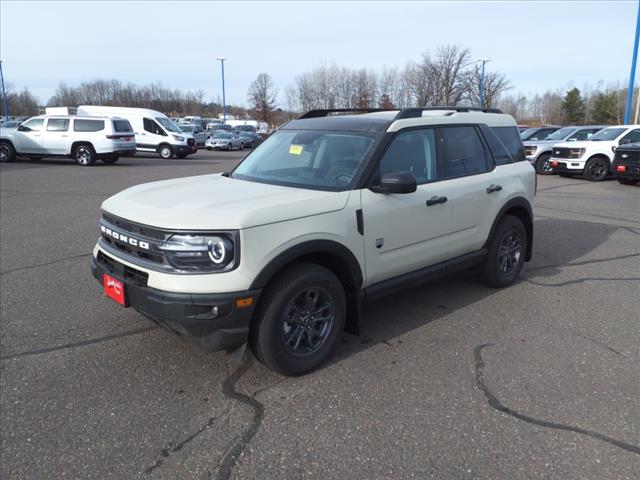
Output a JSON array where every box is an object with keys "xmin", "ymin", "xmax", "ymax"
[{"xmin": 1, "ymin": 43, "xmax": 637, "ymax": 126}]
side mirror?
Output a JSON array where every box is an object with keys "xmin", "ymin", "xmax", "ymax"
[
  {"xmin": 370, "ymin": 172, "xmax": 417, "ymax": 194},
  {"xmin": 17, "ymin": 124, "xmax": 27, "ymax": 132},
  {"xmin": 567, "ymin": 137, "xmax": 577, "ymax": 142}
]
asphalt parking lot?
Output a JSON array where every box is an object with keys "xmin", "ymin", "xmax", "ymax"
[{"xmin": 1, "ymin": 151, "xmax": 639, "ymax": 479}]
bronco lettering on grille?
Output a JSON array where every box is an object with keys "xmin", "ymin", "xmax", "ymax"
[{"xmin": 100, "ymin": 224, "xmax": 150, "ymax": 250}]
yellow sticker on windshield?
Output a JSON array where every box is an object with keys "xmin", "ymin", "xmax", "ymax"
[{"xmin": 289, "ymin": 144, "xmax": 303, "ymax": 155}]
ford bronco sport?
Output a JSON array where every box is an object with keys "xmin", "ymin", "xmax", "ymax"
[{"xmin": 91, "ymin": 107, "xmax": 535, "ymax": 375}]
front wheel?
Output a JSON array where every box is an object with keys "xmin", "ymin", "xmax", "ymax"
[
  {"xmin": 73, "ymin": 144, "xmax": 96, "ymax": 166},
  {"xmin": 0, "ymin": 142, "xmax": 16, "ymax": 162},
  {"xmin": 250, "ymin": 262, "xmax": 346, "ymax": 376},
  {"xmin": 535, "ymin": 154, "xmax": 553, "ymax": 175},
  {"xmin": 158, "ymin": 145, "xmax": 174, "ymax": 159},
  {"xmin": 227, "ymin": 143, "xmax": 232, "ymax": 151},
  {"xmin": 583, "ymin": 157, "xmax": 609, "ymax": 181},
  {"xmin": 480, "ymin": 215, "xmax": 527, "ymax": 288}
]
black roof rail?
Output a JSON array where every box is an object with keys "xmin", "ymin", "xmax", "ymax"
[
  {"xmin": 298, "ymin": 108, "xmax": 396, "ymax": 119},
  {"xmin": 394, "ymin": 106, "xmax": 503, "ymax": 120}
]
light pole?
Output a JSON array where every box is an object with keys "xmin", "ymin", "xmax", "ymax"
[
  {"xmin": 0, "ymin": 60, "xmax": 8, "ymax": 118},
  {"xmin": 625, "ymin": 0, "xmax": 640, "ymax": 124},
  {"xmin": 217, "ymin": 57, "xmax": 227, "ymax": 124},
  {"xmin": 478, "ymin": 58, "xmax": 490, "ymax": 108}
]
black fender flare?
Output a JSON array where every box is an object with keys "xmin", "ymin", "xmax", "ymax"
[
  {"xmin": 249, "ymin": 239, "xmax": 364, "ymax": 291},
  {"xmin": 484, "ymin": 197, "xmax": 534, "ymax": 261}
]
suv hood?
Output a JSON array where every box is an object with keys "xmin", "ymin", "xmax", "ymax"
[
  {"xmin": 524, "ymin": 139, "xmax": 564, "ymax": 146},
  {"xmin": 101, "ymin": 174, "xmax": 351, "ymax": 230},
  {"xmin": 553, "ymin": 140, "xmax": 602, "ymax": 149}
]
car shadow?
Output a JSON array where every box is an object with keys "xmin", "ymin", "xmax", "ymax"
[{"xmin": 325, "ymin": 216, "xmax": 621, "ymax": 366}]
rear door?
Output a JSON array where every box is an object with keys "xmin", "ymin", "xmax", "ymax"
[
  {"xmin": 41, "ymin": 118, "xmax": 71, "ymax": 155},
  {"xmin": 361, "ymin": 127, "xmax": 453, "ymax": 286},
  {"xmin": 13, "ymin": 118, "xmax": 45, "ymax": 153}
]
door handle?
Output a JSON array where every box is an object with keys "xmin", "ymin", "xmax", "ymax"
[
  {"xmin": 61, "ymin": 134, "xmax": 69, "ymax": 137},
  {"xmin": 426, "ymin": 196, "xmax": 448, "ymax": 206},
  {"xmin": 486, "ymin": 184, "xmax": 502, "ymax": 193}
]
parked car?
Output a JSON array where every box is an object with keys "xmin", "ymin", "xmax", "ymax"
[
  {"xmin": 77, "ymin": 106, "xmax": 197, "ymax": 159},
  {"xmin": 524, "ymin": 125, "xmax": 606, "ymax": 174},
  {"xmin": 611, "ymin": 142, "xmax": 640, "ymax": 185},
  {"xmin": 0, "ymin": 115, "xmax": 136, "ymax": 165},
  {"xmin": 206, "ymin": 120, "xmax": 223, "ymax": 130},
  {"xmin": 520, "ymin": 126, "xmax": 561, "ymax": 141},
  {"xmin": 0, "ymin": 120, "xmax": 22, "ymax": 129},
  {"xmin": 549, "ymin": 125, "xmax": 640, "ymax": 180},
  {"xmin": 91, "ymin": 106, "xmax": 535, "ymax": 375},
  {"xmin": 178, "ymin": 124, "xmax": 209, "ymax": 146},
  {"xmin": 205, "ymin": 131, "xmax": 243, "ymax": 151},
  {"xmin": 237, "ymin": 131, "xmax": 261, "ymax": 148}
]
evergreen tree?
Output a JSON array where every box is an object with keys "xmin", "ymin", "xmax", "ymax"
[
  {"xmin": 561, "ymin": 88, "xmax": 586, "ymax": 124},
  {"xmin": 590, "ymin": 92, "xmax": 617, "ymax": 124}
]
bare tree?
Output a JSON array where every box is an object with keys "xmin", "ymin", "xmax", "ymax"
[
  {"xmin": 424, "ymin": 45, "xmax": 471, "ymax": 105},
  {"xmin": 461, "ymin": 64, "xmax": 511, "ymax": 107},
  {"xmin": 247, "ymin": 73, "xmax": 279, "ymax": 123}
]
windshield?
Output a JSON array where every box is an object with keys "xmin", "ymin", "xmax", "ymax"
[
  {"xmin": 179, "ymin": 125, "xmax": 194, "ymax": 132},
  {"xmin": 156, "ymin": 117, "xmax": 182, "ymax": 133},
  {"xmin": 590, "ymin": 127, "xmax": 626, "ymax": 141},
  {"xmin": 214, "ymin": 133, "xmax": 232, "ymax": 139},
  {"xmin": 546, "ymin": 127, "xmax": 576, "ymax": 141},
  {"xmin": 232, "ymin": 130, "xmax": 376, "ymax": 190}
]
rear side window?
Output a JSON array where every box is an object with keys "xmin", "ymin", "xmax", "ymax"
[
  {"xmin": 479, "ymin": 125, "xmax": 512, "ymax": 165},
  {"xmin": 492, "ymin": 126, "xmax": 526, "ymax": 163},
  {"xmin": 439, "ymin": 126, "xmax": 490, "ymax": 178},
  {"xmin": 112, "ymin": 120, "xmax": 132, "ymax": 133},
  {"xmin": 74, "ymin": 119, "xmax": 105, "ymax": 132},
  {"xmin": 47, "ymin": 118, "xmax": 69, "ymax": 132}
]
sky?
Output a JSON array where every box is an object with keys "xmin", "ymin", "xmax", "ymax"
[{"xmin": 1, "ymin": 0, "xmax": 638, "ymax": 107}]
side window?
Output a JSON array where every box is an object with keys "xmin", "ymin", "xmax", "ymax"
[
  {"xmin": 74, "ymin": 119, "xmax": 105, "ymax": 132},
  {"xmin": 143, "ymin": 118, "xmax": 166, "ymax": 136},
  {"xmin": 46, "ymin": 118, "xmax": 69, "ymax": 132},
  {"xmin": 379, "ymin": 128, "xmax": 437, "ymax": 184},
  {"xmin": 439, "ymin": 126, "xmax": 489, "ymax": 179},
  {"xmin": 574, "ymin": 129, "xmax": 594, "ymax": 141},
  {"xmin": 492, "ymin": 126, "xmax": 526, "ymax": 162},
  {"xmin": 479, "ymin": 125, "xmax": 512, "ymax": 165},
  {"xmin": 620, "ymin": 129, "xmax": 640, "ymax": 144},
  {"xmin": 537, "ymin": 128, "xmax": 556, "ymax": 140},
  {"xmin": 20, "ymin": 118, "xmax": 44, "ymax": 132}
]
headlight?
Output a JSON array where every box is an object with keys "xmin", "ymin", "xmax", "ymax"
[
  {"xmin": 524, "ymin": 146, "xmax": 537, "ymax": 156},
  {"xmin": 569, "ymin": 148, "xmax": 585, "ymax": 158},
  {"xmin": 158, "ymin": 234, "xmax": 235, "ymax": 271},
  {"xmin": 172, "ymin": 135, "xmax": 185, "ymax": 142}
]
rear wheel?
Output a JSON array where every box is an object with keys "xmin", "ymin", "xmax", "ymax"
[
  {"xmin": 239, "ymin": 143, "xmax": 244, "ymax": 151},
  {"xmin": 583, "ymin": 157, "xmax": 609, "ymax": 181},
  {"xmin": 73, "ymin": 144, "xmax": 96, "ymax": 166},
  {"xmin": 250, "ymin": 262, "xmax": 346, "ymax": 376},
  {"xmin": 101, "ymin": 156, "xmax": 119, "ymax": 164},
  {"xmin": 227, "ymin": 143, "xmax": 232, "ymax": 151},
  {"xmin": 0, "ymin": 142, "xmax": 16, "ymax": 162},
  {"xmin": 535, "ymin": 154, "xmax": 553, "ymax": 175},
  {"xmin": 158, "ymin": 144, "xmax": 174, "ymax": 159},
  {"xmin": 481, "ymin": 215, "xmax": 527, "ymax": 288},
  {"xmin": 618, "ymin": 178, "xmax": 639, "ymax": 185}
]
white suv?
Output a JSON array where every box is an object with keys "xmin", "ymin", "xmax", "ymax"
[
  {"xmin": 91, "ymin": 107, "xmax": 535, "ymax": 375},
  {"xmin": 0, "ymin": 115, "xmax": 136, "ymax": 166},
  {"xmin": 549, "ymin": 125, "xmax": 640, "ymax": 181}
]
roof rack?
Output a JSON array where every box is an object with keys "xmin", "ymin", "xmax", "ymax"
[
  {"xmin": 298, "ymin": 108, "xmax": 396, "ymax": 119},
  {"xmin": 394, "ymin": 107, "xmax": 503, "ymax": 120}
]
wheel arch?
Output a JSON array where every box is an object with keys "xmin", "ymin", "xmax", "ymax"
[
  {"xmin": 249, "ymin": 240, "xmax": 364, "ymax": 334},
  {"xmin": 71, "ymin": 140, "xmax": 95, "ymax": 155},
  {"xmin": 484, "ymin": 197, "xmax": 534, "ymax": 262}
]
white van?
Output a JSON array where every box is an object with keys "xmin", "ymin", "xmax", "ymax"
[{"xmin": 77, "ymin": 106, "xmax": 197, "ymax": 159}]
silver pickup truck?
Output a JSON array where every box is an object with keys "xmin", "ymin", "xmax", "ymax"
[{"xmin": 524, "ymin": 125, "xmax": 607, "ymax": 174}]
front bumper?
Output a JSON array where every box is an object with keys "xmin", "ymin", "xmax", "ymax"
[
  {"xmin": 174, "ymin": 144, "xmax": 197, "ymax": 155},
  {"xmin": 550, "ymin": 159, "xmax": 584, "ymax": 173},
  {"xmin": 91, "ymin": 253, "xmax": 261, "ymax": 352},
  {"xmin": 612, "ymin": 163, "xmax": 640, "ymax": 178}
]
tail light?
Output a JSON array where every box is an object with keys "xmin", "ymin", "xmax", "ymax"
[
  {"xmin": 106, "ymin": 134, "xmax": 133, "ymax": 141},
  {"xmin": 616, "ymin": 165, "xmax": 627, "ymax": 172}
]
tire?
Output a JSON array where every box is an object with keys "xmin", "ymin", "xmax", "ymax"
[
  {"xmin": 227, "ymin": 143, "xmax": 232, "ymax": 151},
  {"xmin": 158, "ymin": 144, "xmax": 174, "ymax": 159},
  {"xmin": 101, "ymin": 156, "xmax": 119, "ymax": 164},
  {"xmin": 583, "ymin": 157, "xmax": 609, "ymax": 181},
  {"xmin": 73, "ymin": 144, "xmax": 96, "ymax": 166},
  {"xmin": 207, "ymin": 147, "xmax": 212, "ymax": 151},
  {"xmin": 535, "ymin": 154, "xmax": 553, "ymax": 175},
  {"xmin": 480, "ymin": 215, "xmax": 527, "ymax": 288},
  {"xmin": 239, "ymin": 143, "xmax": 244, "ymax": 151},
  {"xmin": 618, "ymin": 178, "xmax": 639, "ymax": 186},
  {"xmin": 250, "ymin": 262, "xmax": 346, "ymax": 376},
  {"xmin": 176, "ymin": 153, "xmax": 188, "ymax": 159},
  {"xmin": 0, "ymin": 142, "xmax": 16, "ymax": 162}
]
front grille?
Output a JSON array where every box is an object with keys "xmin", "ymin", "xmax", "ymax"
[
  {"xmin": 187, "ymin": 138, "xmax": 195, "ymax": 146},
  {"xmin": 614, "ymin": 150, "xmax": 640, "ymax": 166},
  {"xmin": 97, "ymin": 251, "xmax": 149, "ymax": 286},
  {"xmin": 102, "ymin": 213, "xmax": 165, "ymax": 240},
  {"xmin": 552, "ymin": 147, "xmax": 571, "ymax": 158},
  {"xmin": 100, "ymin": 214, "xmax": 167, "ymax": 265}
]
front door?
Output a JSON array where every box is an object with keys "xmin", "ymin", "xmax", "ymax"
[
  {"xmin": 139, "ymin": 117, "xmax": 168, "ymax": 151},
  {"xmin": 361, "ymin": 127, "xmax": 453, "ymax": 286},
  {"xmin": 14, "ymin": 118, "xmax": 45, "ymax": 154}
]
